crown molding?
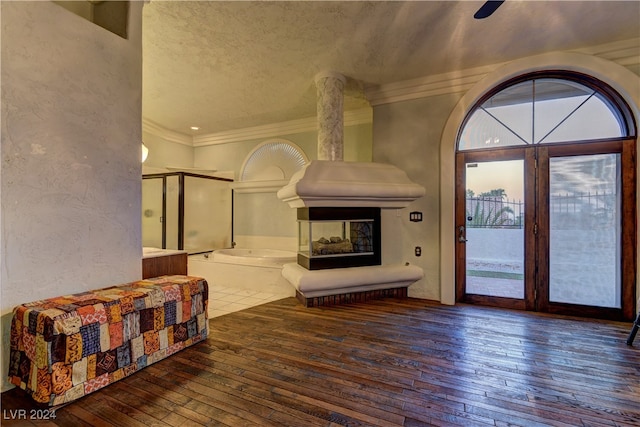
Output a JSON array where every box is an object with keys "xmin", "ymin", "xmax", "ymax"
[
  {"xmin": 192, "ymin": 108, "xmax": 372, "ymax": 147},
  {"xmin": 193, "ymin": 117, "xmax": 315, "ymax": 147},
  {"xmin": 143, "ymin": 109, "xmax": 372, "ymax": 148},
  {"xmin": 365, "ymin": 38, "xmax": 640, "ymax": 107},
  {"xmin": 364, "ymin": 62, "xmax": 507, "ymax": 107},
  {"xmin": 142, "ymin": 118, "xmax": 193, "ymax": 146},
  {"xmin": 575, "ymin": 38, "xmax": 639, "ymax": 59}
]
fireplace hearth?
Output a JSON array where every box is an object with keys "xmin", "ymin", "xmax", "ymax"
[{"xmin": 297, "ymin": 207, "xmax": 381, "ymax": 270}]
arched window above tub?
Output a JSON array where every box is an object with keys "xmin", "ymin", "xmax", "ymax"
[
  {"xmin": 240, "ymin": 139, "xmax": 308, "ymax": 181},
  {"xmin": 457, "ymin": 72, "xmax": 635, "ymax": 151},
  {"xmin": 233, "ymin": 139, "xmax": 309, "ymax": 193}
]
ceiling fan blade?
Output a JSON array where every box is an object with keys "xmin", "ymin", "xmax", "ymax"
[{"xmin": 474, "ymin": 0, "xmax": 505, "ymax": 19}]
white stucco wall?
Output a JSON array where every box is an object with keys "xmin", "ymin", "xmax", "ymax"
[{"xmin": 1, "ymin": 1, "xmax": 143, "ymax": 391}]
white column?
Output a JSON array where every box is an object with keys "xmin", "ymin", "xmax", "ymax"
[{"xmin": 315, "ymin": 71, "xmax": 346, "ymax": 161}]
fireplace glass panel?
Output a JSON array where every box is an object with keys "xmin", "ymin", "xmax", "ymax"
[
  {"xmin": 296, "ymin": 207, "xmax": 381, "ymax": 270},
  {"xmin": 299, "ymin": 219, "xmax": 375, "ymax": 257}
]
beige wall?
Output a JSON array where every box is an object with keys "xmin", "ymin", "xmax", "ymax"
[
  {"xmin": 1, "ymin": 1, "xmax": 143, "ymax": 392},
  {"xmin": 142, "ymin": 130, "xmax": 194, "ymax": 173},
  {"xmin": 373, "ymin": 93, "xmax": 460, "ymax": 301}
]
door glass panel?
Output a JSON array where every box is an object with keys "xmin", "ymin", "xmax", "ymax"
[
  {"xmin": 539, "ymin": 96, "xmax": 625, "ymax": 144},
  {"xmin": 458, "ymin": 109, "xmax": 528, "ymax": 150},
  {"xmin": 549, "ymin": 154, "xmax": 621, "ymax": 308},
  {"xmin": 142, "ymin": 178, "xmax": 163, "ymax": 248},
  {"xmin": 465, "ymin": 160, "xmax": 525, "ymax": 298},
  {"xmin": 533, "ymin": 79, "xmax": 594, "ymax": 143},
  {"xmin": 481, "ymin": 80, "xmax": 533, "ymax": 144},
  {"xmin": 458, "ymin": 76, "xmax": 630, "ymax": 152}
]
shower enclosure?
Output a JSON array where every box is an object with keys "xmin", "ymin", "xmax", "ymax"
[{"xmin": 142, "ymin": 172, "xmax": 233, "ymax": 254}]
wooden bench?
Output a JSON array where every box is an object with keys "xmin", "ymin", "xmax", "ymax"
[{"xmin": 8, "ymin": 275, "xmax": 208, "ymax": 406}]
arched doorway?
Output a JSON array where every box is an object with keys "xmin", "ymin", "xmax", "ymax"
[{"xmin": 455, "ymin": 72, "xmax": 636, "ymax": 320}]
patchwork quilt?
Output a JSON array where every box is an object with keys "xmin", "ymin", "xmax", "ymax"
[{"xmin": 8, "ymin": 275, "xmax": 209, "ymax": 406}]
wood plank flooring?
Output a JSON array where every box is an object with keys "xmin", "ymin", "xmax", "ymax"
[{"xmin": 3, "ymin": 297, "xmax": 639, "ymax": 426}]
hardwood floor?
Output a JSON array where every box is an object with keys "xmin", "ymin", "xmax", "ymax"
[{"xmin": 3, "ymin": 297, "xmax": 639, "ymax": 426}]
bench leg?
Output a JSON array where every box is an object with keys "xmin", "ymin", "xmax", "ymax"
[{"xmin": 627, "ymin": 312, "xmax": 640, "ymax": 346}]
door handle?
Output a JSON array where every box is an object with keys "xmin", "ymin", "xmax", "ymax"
[{"xmin": 458, "ymin": 226, "xmax": 467, "ymax": 243}]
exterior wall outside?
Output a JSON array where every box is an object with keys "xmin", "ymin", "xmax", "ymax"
[
  {"xmin": 466, "ymin": 229, "xmax": 523, "ymax": 265},
  {"xmin": 0, "ymin": 1, "xmax": 143, "ymax": 392}
]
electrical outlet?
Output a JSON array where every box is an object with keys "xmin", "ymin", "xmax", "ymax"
[{"xmin": 415, "ymin": 246, "xmax": 422, "ymax": 257}]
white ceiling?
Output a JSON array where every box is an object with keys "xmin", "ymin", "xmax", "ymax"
[{"xmin": 142, "ymin": 1, "xmax": 640, "ymax": 137}]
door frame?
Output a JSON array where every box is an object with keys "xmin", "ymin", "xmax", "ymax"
[
  {"xmin": 439, "ymin": 52, "xmax": 640, "ymax": 313},
  {"xmin": 536, "ymin": 139, "xmax": 637, "ymax": 320},
  {"xmin": 455, "ymin": 138, "xmax": 636, "ymax": 321}
]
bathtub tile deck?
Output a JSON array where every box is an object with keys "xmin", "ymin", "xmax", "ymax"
[{"xmin": 208, "ymin": 283, "xmax": 289, "ymax": 318}]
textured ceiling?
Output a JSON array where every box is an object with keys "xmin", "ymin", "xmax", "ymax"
[{"xmin": 142, "ymin": 1, "xmax": 640, "ymax": 137}]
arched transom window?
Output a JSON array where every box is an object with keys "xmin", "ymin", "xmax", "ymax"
[{"xmin": 458, "ymin": 73, "xmax": 634, "ymax": 151}]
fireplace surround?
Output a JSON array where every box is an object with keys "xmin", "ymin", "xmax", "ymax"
[
  {"xmin": 276, "ymin": 72, "xmax": 425, "ymax": 306},
  {"xmin": 278, "ymin": 160, "xmax": 426, "ymax": 307}
]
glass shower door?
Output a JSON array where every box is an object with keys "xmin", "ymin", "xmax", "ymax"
[
  {"xmin": 142, "ymin": 177, "xmax": 164, "ymax": 248},
  {"xmin": 183, "ymin": 175, "xmax": 233, "ymax": 253},
  {"xmin": 164, "ymin": 175, "xmax": 180, "ymax": 250}
]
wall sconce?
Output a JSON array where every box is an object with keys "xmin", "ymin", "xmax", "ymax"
[{"xmin": 141, "ymin": 142, "xmax": 149, "ymax": 163}]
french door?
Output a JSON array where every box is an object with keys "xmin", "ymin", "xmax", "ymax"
[{"xmin": 455, "ymin": 139, "xmax": 636, "ymax": 320}]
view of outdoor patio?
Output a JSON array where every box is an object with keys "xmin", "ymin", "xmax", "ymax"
[{"xmin": 466, "ymin": 187, "xmax": 619, "ymax": 307}]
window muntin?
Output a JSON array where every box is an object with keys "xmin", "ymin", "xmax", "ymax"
[{"xmin": 458, "ymin": 77, "xmax": 630, "ymax": 151}]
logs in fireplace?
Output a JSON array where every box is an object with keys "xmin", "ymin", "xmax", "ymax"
[{"xmin": 297, "ymin": 207, "xmax": 381, "ymax": 270}]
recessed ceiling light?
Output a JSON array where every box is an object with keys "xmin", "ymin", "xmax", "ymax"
[{"xmin": 190, "ymin": 126, "xmax": 199, "ymax": 131}]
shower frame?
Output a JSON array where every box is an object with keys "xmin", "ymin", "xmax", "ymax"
[{"xmin": 142, "ymin": 171, "xmax": 234, "ymax": 254}]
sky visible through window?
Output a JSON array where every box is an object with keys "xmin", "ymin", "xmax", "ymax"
[
  {"xmin": 466, "ymin": 160, "xmax": 523, "ymax": 202},
  {"xmin": 460, "ymin": 79, "xmax": 624, "ymax": 200}
]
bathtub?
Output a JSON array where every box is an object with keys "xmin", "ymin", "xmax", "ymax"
[
  {"xmin": 188, "ymin": 248, "xmax": 297, "ymax": 297},
  {"xmin": 212, "ymin": 248, "xmax": 297, "ymax": 268},
  {"xmin": 143, "ymin": 247, "xmax": 186, "ymax": 258}
]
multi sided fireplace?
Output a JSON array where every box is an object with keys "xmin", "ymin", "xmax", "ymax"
[
  {"xmin": 277, "ymin": 160, "xmax": 425, "ymax": 306},
  {"xmin": 275, "ymin": 72, "xmax": 426, "ymax": 305},
  {"xmin": 297, "ymin": 207, "xmax": 381, "ymax": 270}
]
